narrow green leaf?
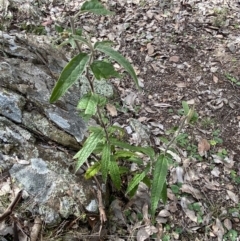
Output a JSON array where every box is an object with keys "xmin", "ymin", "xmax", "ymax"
[
  {"xmin": 85, "ymin": 162, "xmax": 101, "ymax": 179},
  {"xmin": 77, "ymin": 93, "xmax": 91, "ymax": 110},
  {"xmin": 109, "ymin": 157, "xmax": 121, "ymax": 189},
  {"xmin": 81, "ymin": 0, "xmax": 114, "ymax": 15},
  {"xmin": 72, "ymin": 35, "xmax": 91, "ymax": 48},
  {"xmin": 101, "ymin": 143, "xmax": 111, "ymax": 182},
  {"xmin": 55, "ymin": 25, "xmax": 64, "ymax": 33},
  {"xmin": 94, "ymin": 42, "xmax": 139, "ymax": 88},
  {"xmin": 182, "ymin": 101, "xmax": 189, "ymax": 116},
  {"xmin": 126, "ymin": 165, "xmax": 150, "ymax": 195},
  {"xmin": 74, "ymin": 128, "xmax": 104, "ymax": 172},
  {"xmin": 94, "ymin": 41, "xmax": 114, "ymax": 47},
  {"xmin": 151, "ymin": 154, "xmax": 168, "ymax": 217},
  {"xmin": 128, "ymin": 184, "xmax": 138, "ymax": 198},
  {"xmin": 160, "ymin": 181, "xmax": 167, "ymax": 204},
  {"xmin": 142, "ymin": 176, "xmax": 151, "ymax": 188},
  {"xmin": 110, "ymin": 138, "xmax": 155, "ymax": 160},
  {"xmin": 58, "ymin": 38, "xmax": 73, "ymax": 48},
  {"xmin": 90, "ymin": 61, "xmax": 120, "ymax": 80},
  {"xmin": 127, "ymin": 157, "xmax": 144, "ymax": 165},
  {"xmin": 75, "ymin": 29, "xmax": 82, "ymax": 36},
  {"xmin": 113, "ymin": 150, "xmax": 137, "ymax": 159},
  {"xmin": 96, "ymin": 95, "xmax": 107, "ymax": 107},
  {"xmin": 50, "ymin": 53, "xmax": 89, "ymax": 103},
  {"xmin": 85, "ymin": 93, "xmax": 98, "ymax": 115},
  {"xmin": 78, "ymin": 93, "xmax": 105, "ymax": 117}
]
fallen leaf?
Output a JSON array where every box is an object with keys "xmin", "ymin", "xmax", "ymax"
[
  {"xmin": 142, "ymin": 203, "xmax": 150, "ymax": 224},
  {"xmin": 0, "ymin": 181, "xmax": 11, "ymax": 196},
  {"xmin": 212, "ymin": 218, "xmax": 225, "ymax": 240},
  {"xmin": 226, "ymin": 190, "xmax": 239, "ymax": 204},
  {"xmin": 137, "ymin": 228, "xmax": 149, "ymax": 241},
  {"xmin": 213, "ymin": 75, "xmax": 218, "ymax": 83},
  {"xmin": 158, "ymin": 209, "xmax": 171, "ymax": 217},
  {"xmin": 110, "ymin": 199, "xmax": 126, "ymax": 224},
  {"xmin": 153, "ymin": 103, "xmax": 172, "ymax": 107},
  {"xmin": 223, "ymin": 219, "xmax": 232, "ymax": 230},
  {"xmin": 180, "ymin": 197, "xmax": 197, "ymax": 222},
  {"xmin": 106, "ymin": 103, "xmax": 117, "ymax": 116},
  {"xmin": 144, "ymin": 107, "xmax": 156, "ymax": 113},
  {"xmin": 138, "ymin": 116, "xmax": 148, "ymax": 122},
  {"xmin": 211, "ymin": 167, "xmax": 220, "ymax": 177},
  {"xmin": 181, "ymin": 184, "xmax": 203, "ymax": 199},
  {"xmin": 198, "ymin": 138, "xmax": 210, "ymax": 156},
  {"xmin": 169, "ymin": 55, "xmax": 180, "ymax": 62},
  {"xmin": 175, "ymin": 166, "xmax": 184, "ymax": 183},
  {"xmin": 137, "ymin": 225, "xmax": 158, "ymax": 241},
  {"xmin": 176, "ymin": 82, "xmax": 186, "ymax": 88},
  {"xmin": 147, "ymin": 43, "xmax": 154, "ymax": 55},
  {"xmin": 124, "ymin": 92, "xmax": 137, "ymax": 107}
]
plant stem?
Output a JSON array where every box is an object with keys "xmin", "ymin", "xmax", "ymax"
[
  {"xmin": 70, "ymin": 17, "xmax": 82, "ymax": 53},
  {"xmin": 164, "ymin": 115, "xmax": 188, "ymax": 155}
]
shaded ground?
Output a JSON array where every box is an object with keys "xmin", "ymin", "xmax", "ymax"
[{"xmin": 1, "ymin": 0, "xmax": 240, "ymax": 240}]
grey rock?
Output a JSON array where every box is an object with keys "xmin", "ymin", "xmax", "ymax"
[
  {"xmin": 22, "ymin": 111, "xmax": 80, "ymax": 149},
  {"xmin": 227, "ymin": 43, "xmax": 236, "ymax": 53},
  {"xmin": 9, "ymin": 157, "xmax": 98, "ymax": 225},
  {"xmin": 0, "ymin": 87, "xmax": 26, "ymax": 123},
  {"xmin": 0, "ymin": 116, "xmax": 38, "ymax": 159},
  {"xmin": 0, "ymin": 32, "xmax": 86, "ymax": 144},
  {"xmin": 0, "ymin": 31, "xmax": 110, "ymax": 226}
]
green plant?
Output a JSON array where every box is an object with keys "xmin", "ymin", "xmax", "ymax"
[
  {"xmin": 175, "ymin": 133, "xmax": 202, "ymax": 161},
  {"xmin": 225, "ymin": 73, "xmax": 240, "ymax": 86},
  {"xmin": 213, "ymin": 7, "xmax": 228, "ymax": 27},
  {"xmin": 210, "ymin": 129, "xmax": 223, "ymax": 146},
  {"xmin": 201, "ymin": 117, "xmax": 215, "ymax": 129},
  {"xmin": 223, "ymin": 229, "xmax": 238, "ymax": 241},
  {"xmin": 49, "ymin": 0, "xmax": 197, "ymax": 219},
  {"xmin": 188, "ymin": 202, "xmax": 203, "ymax": 223},
  {"xmin": 230, "ymin": 170, "xmax": 240, "ymax": 184},
  {"xmin": 170, "ymin": 183, "xmax": 182, "ymax": 195},
  {"xmin": 217, "ymin": 148, "xmax": 228, "ymax": 158},
  {"xmin": 178, "ymin": 101, "xmax": 198, "ymax": 124}
]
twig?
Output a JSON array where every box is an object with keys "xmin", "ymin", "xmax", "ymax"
[
  {"xmin": 0, "ymin": 190, "xmax": 23, "ymax": 222},
  {"xmin": 97, "ymin": 189, "xmax": 107, "ymax": 236},
  {"xmin": 30, "ymin": 216, "xmax": 42, "ymax": 241}
]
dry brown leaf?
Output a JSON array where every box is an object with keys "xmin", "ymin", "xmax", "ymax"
[
  {"xmin": 138, "ymin": 116, "xmax": 148, "ymax": 122},
  {"xmin": 213, "ymin": 75, "xmax": 218, "ymax": 83},
  {"xmin": 212, "ymin": 218, "xmax": 225, "ymax": 241},
  {"xmin": 106, "ymin": 103, "xmax": 117, "ymax": 116},
  {"xmin": 175, "ymin": 82, "xmax": 186, "ymax": 88},
  {"xmin": 223, "ymin": 219, "xmax": 232, "ymax": 230},
  {"xmin": 181, "ymin": 184, "xmax": 203, "ymax": 199},
  {"xmin": 180, "ymin": 197, "xmax": 197, "ymax": 222},
  {"xmin": 226, "ymin": 190, "xmax": 239, "ymax": 203},
  {"xmin": 158, "ymin": 209, "xmax": 170, "ymax": 218},
  {"xmin": 153, "ymin": 103, "xmax": 172, "ymax": 108},
  {"xmin": 169, "ymin": 55, "xmax": 180, "ymax": 62},
  {"xmin": 137, "ymin": 225, "xmax": 158, "ymax": 241},
  {"xmin": 147, "ymin": 43, "xmax": 154, "ymax": 55},
  {"xmin": 198, "ymin": 138, "xmax": 210, "ymax": 156},
  {"xmin": 144, "ymin": 107, "xmax": 156, "ymax": 113},
  {"xmin": 211, "ymin": 167, "xmax": 220, "ymax": 177}
]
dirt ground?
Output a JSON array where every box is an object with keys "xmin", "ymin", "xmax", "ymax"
[{"xmin": 1, "ymin": 0, "xmax": 240, "ymax": 240}]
